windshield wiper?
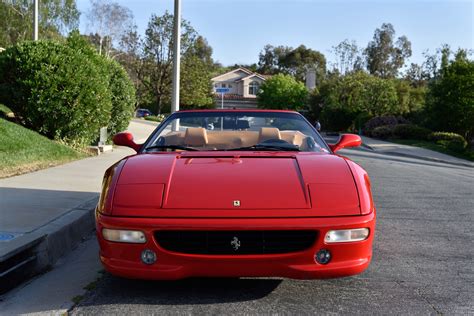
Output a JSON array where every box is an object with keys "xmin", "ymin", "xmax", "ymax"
[
  {"xmin": 226, "ymin": 144, "xmax": 300, "ymax": 151},
  {"xmin": 144, "ymin": 145, "xmax": 199, "ymax": 151}
]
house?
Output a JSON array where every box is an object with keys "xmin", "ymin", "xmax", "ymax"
[{"xmin": 211, "ymin": 67, "xmax": 267, "ymax": 108}]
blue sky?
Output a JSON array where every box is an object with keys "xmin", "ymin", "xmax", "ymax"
[{"xmin": 77, "ymin": 0, "xmax": 473, "ymax": 67}]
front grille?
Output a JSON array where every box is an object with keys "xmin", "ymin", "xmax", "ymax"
[{"xmin": 155, "ymin": 230, "xmax": 317, "ymax": 255}]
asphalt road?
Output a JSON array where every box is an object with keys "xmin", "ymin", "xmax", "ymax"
[{"xmin": 70, "ymin": 149, "xmax": 474, "ymax": 315}]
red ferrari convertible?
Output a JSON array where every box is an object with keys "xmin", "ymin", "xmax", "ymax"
[{"xmin": 97, "ymin": 110, "xmax": 375, "ymax": 280}]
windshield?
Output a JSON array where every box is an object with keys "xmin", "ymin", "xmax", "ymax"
[{"xmin": 143, "ymin": 111, "xmax": 329, "ymax": 152}]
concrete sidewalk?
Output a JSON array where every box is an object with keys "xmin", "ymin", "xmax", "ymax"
[{"xmin": 0, "ymin": 120, "xmax": 157, "ymax": 293}]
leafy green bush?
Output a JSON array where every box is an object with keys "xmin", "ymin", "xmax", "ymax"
[
  {"xmin": 66, "ymin": 31, "xmax": 135, "ymax": 137},
  {"xmin": 371, "ymin": 125, "xmax": 394, "ymax": 139},
  {"xmin": 106, "ymin": 60, "xmax": 136, "ymax": 135},
  {"xmin": 363, "ymin": 115, "xmax": 409, "ymax": 136},
  {"xmin": 428, "ymin": 132, "xmax": 468, "ymax": 152},
  {"xmin": 0, "ymin": 40, "xmax": 112, "ymax": 146},
  {"xmin": 257, "ymin": 74, "xmax": 308, "ymax": 110},
  {"xmin": 392, "ymin": 124, "xmax": 431, "ymax": 140}
]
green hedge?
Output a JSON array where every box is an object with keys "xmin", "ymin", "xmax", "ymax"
[
  {"xmin": 0, "ymin": 33, "xmax": 135, "ymax": 146},
  {"xmin": 371, "ymin": 125, "xmax": 394, "ymax": 139},
  {"xmin": 392, "ymin": 124, "xmax": 431, "ymax": 140},
  {"xmin": 428, "ymin": 132, "xmax": 467, "ymax": 152},
  {"xmin": 0, "ymin": 41, "xmax": 111, "ymax": 146},
  {"xmin": 371, "ymin": 124, "xmax": 431, "ymax": 141},
  {"xmin": 106, "ymin": 60, "xmax": 136, "ymax": 136}
]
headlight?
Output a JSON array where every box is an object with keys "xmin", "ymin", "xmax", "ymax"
[
  {"xmin": 325, "ymin": 228, "xmax": 369, "ymax": 243},
  {"xmin": 102, "ymin": 229, "xmax": 146, "ymax": 243}
]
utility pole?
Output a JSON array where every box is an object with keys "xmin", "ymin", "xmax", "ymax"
[
  {"xmin": 171, "ymin": 0, "xmax": 181, "ymax": 131},
  {"xmin": 33, "ymin": 0, "xmax": 39, "ymax": 41}
]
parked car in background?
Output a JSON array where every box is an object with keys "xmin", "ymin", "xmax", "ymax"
[{"xmin": 135, "ymin": 109, "xmax": 152, "ymax": 118}]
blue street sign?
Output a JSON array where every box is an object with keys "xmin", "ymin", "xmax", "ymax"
[{"xmin": 216, "ymin": 88, "xmax": 230, "ymax": 93}]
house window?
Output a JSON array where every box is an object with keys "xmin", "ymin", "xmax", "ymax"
[
  {"xmin": 229, "ymin": 84, "xmax": 233, "ymax": 88},
  {"xmin": 248, "ymin": 81, "xmax": 260, "ymax": 95},
  {"xmin": 222, "ymin": 83, "xmax": 226, "ymax": 88}
]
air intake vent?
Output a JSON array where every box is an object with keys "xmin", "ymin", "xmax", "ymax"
[{"xmin": 155, "ymin": 230, "xmax": 317, "ymax": 255}]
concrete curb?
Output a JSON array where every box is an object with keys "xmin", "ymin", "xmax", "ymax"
[
  {"xmin": 0, "ymin": 197, "xmax": 98, "ymax": 294},
  {"xmin": 372, "ymin": 150, "xmax": 474, "ymax": 168}
]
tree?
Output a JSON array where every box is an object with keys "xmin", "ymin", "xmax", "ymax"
[
  {"xmin": 257, "ymin": 44, "xmax": 325, "ymax": 81},
  {"xmin": 331, "ymin": 39, "xmax": 364, "ymax": 75},
  {"xmin": 312, "ymin": 71, "xmax": 400, "ymax": 131},
  {"xmin": 86, "ymin": 0, "xmax": 134, "ymax": 57},
  {"xmin": 426, "ymin": 55, "xmax": 474, "ymax": 141},
  {"xmin": 180, "ymin": 55, "xmax": 214, "ymax": 108},
  {"xmin": 404, "ymin": 63, "xmax": 426, "ymax": 87},
  {"xmin": 179, "ymin": 36, "xmax": 215, "ymax": 108},
  {"xmin": 0, "ymin": 0, "xmax": 80, "ymax": 47},
  {"xmin": 138, "ymin": 12, "xmax": 214, "ymax": 114},
  {"xmin": 257, "ymin": 44, "xmax": 277, "ymax": 74},
  {"xmin": 257, "ymin": 74, "xmax": 308, "ymax": 110},
  {"xmin": 392, "ymin": 79, "xmax": 426, "ymax": 114},
  {"xmin": 280, "ymin": 45, "xmax": 326, "ymax": 82},
  {"xmin": 365, "ymin": 23, "xmax": 412, "ymax": 78},
  {"xmin": 257, "ymin": 44, "xmax": 291, "ymax": 75}
]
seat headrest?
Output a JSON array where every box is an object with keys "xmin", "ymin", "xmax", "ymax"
[
  {"xmin": 258, "ymin": 127, "xmax": 281, "ymax": 143},
  {"xmin": 184, "ymin": 128, "xmax": 208, "ymax": 146}
]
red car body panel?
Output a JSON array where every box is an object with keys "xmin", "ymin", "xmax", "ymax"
[
  {"xmin": 96, "ymin": 111, "xmax": 376, "ymax": 280},
  {"xmin": 97, "ymin": 212, "xmax": 375, "ymax": 280}
]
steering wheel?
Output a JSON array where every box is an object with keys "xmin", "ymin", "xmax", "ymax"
[{"xmin": 156, "ymin": 136, "xmax": 165, "ymax": 146}]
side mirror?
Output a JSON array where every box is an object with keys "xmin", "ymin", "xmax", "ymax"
[
  {"xmin": 329, "ymin": 134, "xmax": 362, "ymax": 153},
  {"xmin": 113, "ymin": 132, "xmax": 141, "ymax": 152}
]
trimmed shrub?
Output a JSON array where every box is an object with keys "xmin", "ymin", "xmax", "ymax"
[
  {"xmin": 106, "ymin": 60, "xmax": 136, "ymax": 136},
  {"xmin": 363, "ymin": 115, "xmax": 409, "ymax": 136},
  {"xmin": 392, "ymin": 124, "xmax": 431, "ymax": 140},
  {"xmin": 0, "ymin": 40, "xmax": 112, "ymax": 146},
  {"xmin": 66, "ymin": 32, "xmax": 135, "ymax": 137},
  {"xmin": 257, "ymin": 74, "xmax": 308, "ymax": 110},
  {"xmin": 428, "ymin": 132, "xmax": 468, "ymax": 152},
  {"xmin": 371, "ymin": 125, "xmax": 394, "ymax": 139}
]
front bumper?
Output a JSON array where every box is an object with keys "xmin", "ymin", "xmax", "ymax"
[{"xmin": 96, "ymin": 212, "xmax": 375, "ymax": 280}]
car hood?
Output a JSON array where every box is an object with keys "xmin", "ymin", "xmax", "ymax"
[{"xmin": 111, "ymin": 152, "xmax": 361, "ymax": 217}]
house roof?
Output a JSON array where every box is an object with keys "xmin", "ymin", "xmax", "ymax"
[
  {"xmin": 211, "ymin": 67, "xmax": 267, "ymax": 82},
  {"xmin": 235, "ymin": 73, "xmax": 267, "ymax": 82},
  {"xmin": 211, "ymin": 67, "xmax": 253, "ymax": 81}
]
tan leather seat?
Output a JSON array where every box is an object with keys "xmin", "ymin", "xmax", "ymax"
[
  {"xmin": 258, "ymin": 127, "xmax": 281, "ymax": 143},
  {"xmin": 184, "ymin": 128, "xmax": 208, "ymax": 146}
]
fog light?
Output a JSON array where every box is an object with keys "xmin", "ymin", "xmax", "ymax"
[
  {"xmin": 141, "ymin": 249, "xmax": 157, "ymax": 265},
  {"xmin": 102, "ymin": 228, "xmax": 146, "ymax": 243},
  {"xmin": 325, "ymin": 228, "xmax": 369, "ymax": 243},
  {"xmin": 315, "ymin": 249, "xmax": 331, "ymax": 264}
]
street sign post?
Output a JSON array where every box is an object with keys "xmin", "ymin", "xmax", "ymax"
[{"xmin": 215, "ymin": 88, "xmax": 230, "ymax": 109}]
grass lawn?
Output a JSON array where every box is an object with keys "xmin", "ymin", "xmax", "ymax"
[
  {"xmin": 0, "ymin": 103, "xmax": 13, "ymax": 115},
  {"xmin": 389, "ymin": 138, "xmax": 474, "ymax": 162},
  {"xmin": 0, "ymin": 117, "xmax": 89, "ymax": 178}
]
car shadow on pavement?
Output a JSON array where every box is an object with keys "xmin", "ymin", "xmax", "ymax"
[{"xmin": 79, "ymin": 273, "xmax": 283, "ymax": 305}]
